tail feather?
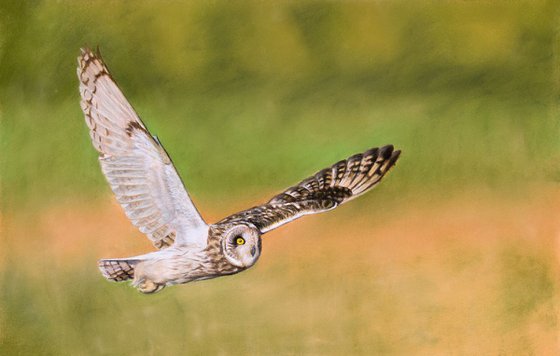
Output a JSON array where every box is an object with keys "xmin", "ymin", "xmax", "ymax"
[{"xmin": 98, "ymin": 259, "xmax": 138, "ymax": 282}]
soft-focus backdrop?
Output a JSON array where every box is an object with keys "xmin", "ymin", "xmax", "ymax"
[{"xmin": 2, "ymin": 1, "xmax": 559, "ymax": 354}]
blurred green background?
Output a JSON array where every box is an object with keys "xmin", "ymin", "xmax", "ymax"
[{"xmin": 1, "ymin": 1, "xmax": 559, "ymax": 355}]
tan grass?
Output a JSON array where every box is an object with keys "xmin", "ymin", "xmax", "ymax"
[{"xmin": 2, "ymin": 187, "xmax": 559, "ymax": 354}]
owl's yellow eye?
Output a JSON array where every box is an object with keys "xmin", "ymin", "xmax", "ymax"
[{"xmin": 235, "ymin": 237, "xmax": 246, "ymax": 245}]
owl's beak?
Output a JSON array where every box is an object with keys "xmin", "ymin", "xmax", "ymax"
[{"xmin": 250, "ymin": 245, "xmax": 256, "ymax": 257}]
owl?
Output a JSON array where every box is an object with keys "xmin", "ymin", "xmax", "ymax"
[{"xmin": 78, "ymin": 48, "xmax": 401, "ymax": 293}]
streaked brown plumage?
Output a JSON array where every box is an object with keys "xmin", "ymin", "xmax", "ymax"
[{"xmin": 78, "ymin": 48, "xmax": 401, "ymax": 293}]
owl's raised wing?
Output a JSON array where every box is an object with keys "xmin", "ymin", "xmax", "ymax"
[
  {"xmin": 78, "ymin": 48, "xmax": 208, "ymax": 249},
  {"xmin": 217, "ymin": 145, "xmax": 400, "ymax": 233}
]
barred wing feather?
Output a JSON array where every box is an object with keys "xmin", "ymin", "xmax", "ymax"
[
  {"xmin": 77, "ymin": 48, "xmax": 208, "ymax": 249},
  {"xmin": 218, "ymin": 145, "xmax": 400, "ymax": 233}
]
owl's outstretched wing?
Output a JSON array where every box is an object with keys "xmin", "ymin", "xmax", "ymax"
[
  {"xmin": 217, "ymin": 145, "xmax": 401, "ymax": 233},
  {"xmin": 78, "ymin": 48, "xmax": 208, "ymax": 249}
]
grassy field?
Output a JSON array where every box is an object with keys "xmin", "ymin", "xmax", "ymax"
[
  {"xmin": 2, "ymin": 1, "xmax": 558, "ymax": 210},
  {"xmin": 2, "ymin": 187, "xmax": 558, "ymax": 354},
  {"xmin": 2, "ymin": 1, "xmax": 560, "ymax": 355}
]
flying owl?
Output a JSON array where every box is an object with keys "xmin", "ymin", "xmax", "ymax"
[{"xmin": 78, "ymin": 48, "xmax": 401, "ymax": 293}]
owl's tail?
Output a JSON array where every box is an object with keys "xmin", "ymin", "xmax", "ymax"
[{"xmin": 98, "ymin": 258, "xmax": 138, "ymax": 282}]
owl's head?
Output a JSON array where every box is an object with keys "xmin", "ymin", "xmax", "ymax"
[{"xmin": 221, "ymin": 224, "xmax": 262, "ymax": 268}]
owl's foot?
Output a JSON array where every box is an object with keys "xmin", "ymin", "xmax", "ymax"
[{"xmin": 134, "ymin": 278, "xmax": 165, "ymax": 294}]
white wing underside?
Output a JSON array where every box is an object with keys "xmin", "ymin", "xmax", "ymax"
[{"xmin": 78, "ymin": 49, "xmax": 208, "ymax": 249}]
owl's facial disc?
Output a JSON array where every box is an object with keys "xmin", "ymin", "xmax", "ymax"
[{"xmin": 222, "ymin": 225, "xmax": 261, "ymax": 268}]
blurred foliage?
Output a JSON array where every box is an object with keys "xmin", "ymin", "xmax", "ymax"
[
  {"xmin": 1, "ymin": 1, "xmax": 559, "ymax": 211},
  {"xmin": 1, "ymin": 195, "xmax": 557, "ymax": 355}
]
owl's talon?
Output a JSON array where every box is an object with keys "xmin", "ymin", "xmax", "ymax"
[{"xmin": 136, "ymin": 279, "xmax": 164, "ymax": 294}]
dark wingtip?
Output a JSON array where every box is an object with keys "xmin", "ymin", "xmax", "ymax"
[
  {"xmin": 385, "ymin": 149, "xmax": 401, "ymax": 171},
  {"xmin": 363, "ymin": 147, "xmax": 379, "ymax": 160},
  {"xmin": 378, "ymin": 144, "xmax": 394, "ymax": 160}
]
